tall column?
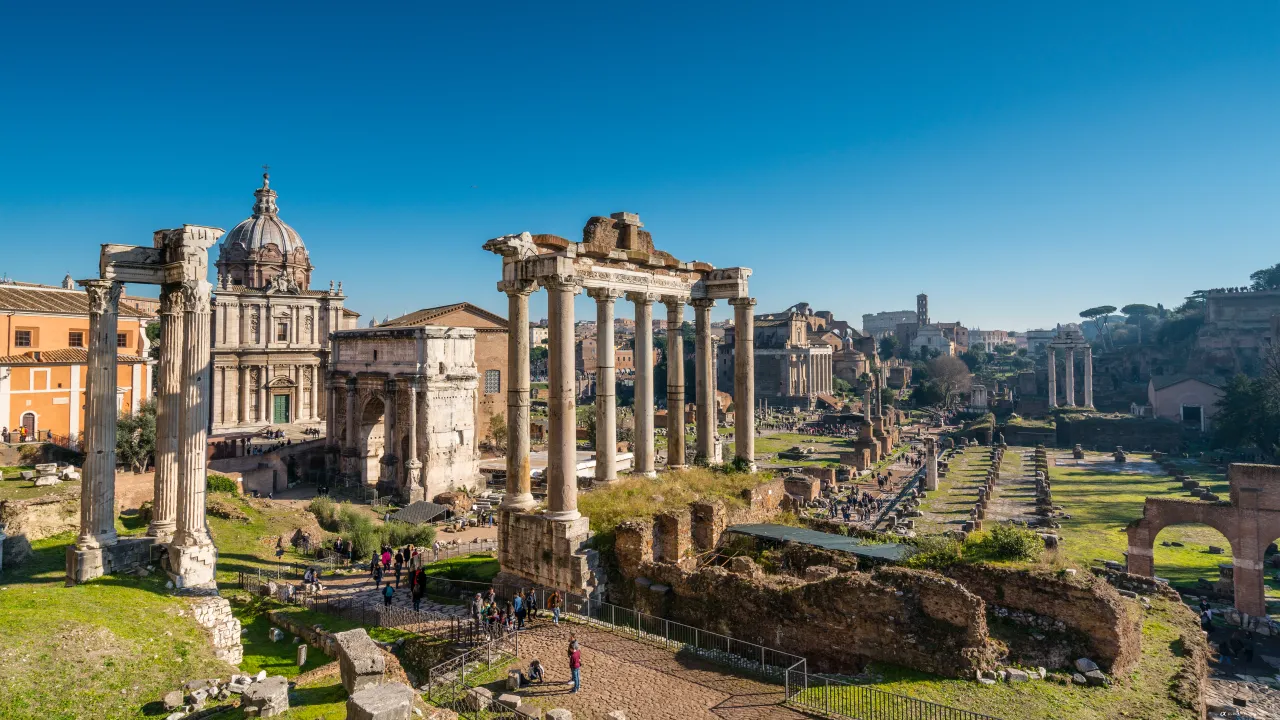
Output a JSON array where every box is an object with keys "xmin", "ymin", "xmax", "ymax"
[
  {"xmin": 1046, "ymin": 348, "xmax": 1058, "ymax": 408},
  {"xmin": 628, "ymin": 292, "xmax": 657, "ymax": 477},
  {"xmin": 924, "ymin": 436, "xmax": 939, "ymax": 491},
  {"xmin": 1064, "ymin": 348, "xmax": 1076, "ymax": 408},
  {"xmin": 148, "ymin": 284, "xmax": 183, "ymax": 543},
  {"xmin": 589, "ymin": 288, "xmax": 620, "ymax": 482},
  {"xmin": 237, "ymin": 366, "xmax": 248, "ymax": 428},
  {"xmin": 382, "ymin": 381, "xmax": 397, "ymax": 488},
  {"xmin": 404, "ymin": 378, "xmax": 423, "ymax": 502},
  {"xmin": 76, "ymin": 279, "xmax": 121, "ymax": 551},
  {"xmin": 544, "ymin": 275, "xmax": 580, "ymax": 521},
  {"xmin": 692, "ymin": 299, "xmax": 716, "ymax": 464},
  {"xmin": 171, "ymin": 279, "xmax": 217, "ymax": 588},
  {"xmin": 664, "ymin": 297, "xmax": 687, "ymax": 470},
  {"xmin": 1084, "ymin": 346, "xmax": 1094, "ymax": 409},
  {"xmin": 730, "ymin": 298, "xmax": 757, "ymax": 471},
  {"xmin": 501, "ymin": 282, "xmax": 537, "ymax": 509},
  {"xmin": 257, "ymin": 365, "xmax": 268, "ymax": 424},
  {"xmin": 344, "ymin": 377, "xmax": 358, "ymax": 475}
]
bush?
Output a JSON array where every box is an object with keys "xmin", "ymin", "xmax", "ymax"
[
  {"xmin": 306, "ymin": 498, "xmax": 438, "ymax": 561},
  {"xmin": 384, "ymin": 521, "xmax": 436, "ymax": 548},
  {"xmin": 307, "ymin": 496, "xmax": 339, "ymax": 530},
  {"xmin": 972, "ymin": 525, "xmax": 1043, "ymax": 562},
  {"xmin": 905, "ymin": 535, "xmax": 964, "ymax": 570},
  {"xmin": 207, "ymin": 473, "xmax": 237, "ymax": 494}
]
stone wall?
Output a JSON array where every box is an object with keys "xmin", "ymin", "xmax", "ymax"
[
  {"xmin": 1054, "ymin": 414, "xmax": 1184, "ymax": 453},
  {"xmin": 945, "ymin": 565, "xmax": 1141, "ymax": 673},
  {"xmin": 189, "ymin": 595, "xmax": 244, "ymax": 666},
  {"xmin": 66, "ymin": 536, "xmax": 155, "ymax": 584},
  {"xmin": 496, "ymin": 511, "xmax": 604, "ymax": 597}
]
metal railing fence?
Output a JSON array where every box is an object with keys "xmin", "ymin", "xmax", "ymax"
[{"xmin": 786, "ymin": 670, "xmax": 1005, "ymax": 720}]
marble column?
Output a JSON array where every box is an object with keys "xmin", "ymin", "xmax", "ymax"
[
  {"xmin": 171, "ymin": 279, "xmax": 217, "ymax": 588},
  {"xmin": 501, "ymin": 281, "xmax": 537, "ymax": 509},
  {"xmin": 404, "ymin": 378, "xmax": 423, "ymax": 502},
  {"xmin": 76, "ymin": 279, "xmax": 121, "ymax": 551},
  {"xmin": 148, "ymin": 284, "xmax": 183, "ymax": 542},
  {"xmin": 237, "ymin": 366, "xmax": 248, "ymax": 428},
  {"xmin": 1046, "ymin": 348, "xmax": 1058, "ymax": 408},
  {"xmin": 730, "ymin": 298, "xmax": 757, "ymax": 471},
  {"xmin": 1064, "ymin": 348, "xmax": 1076, "ymax": 408},
  {"xmin": 544, "ymin": 275, "xmax": 580, "ymax": 521},
  {"xmin": 628, "ymin": 292, "xmax": 657, "ymax": 477},
  {"xmin": 257, "ymin": 365, "xmax": 268, "ymax": 424},
  {"xmin": 664, "ymin": 297, "xmax": 687, "ymax": 470},
  {"xmin": 924, "ymin": 436, "xmax": 939, "ymax": 491},
  {"xmin": 1084, "ymin": 346, "xmax": 1094, "ymax": 409},
  {"xmin": 692, "ymin": 298, "xmax": 716, "ymax": 464},
  {"xmin": 589, "ymin": 288, "xmax": 620, "ymax": 483},
  {"xmin": 344, "ymin": 377, "xmax": 358, "ymax": 476}
]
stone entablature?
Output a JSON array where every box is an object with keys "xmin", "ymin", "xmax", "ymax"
[
  {"xmin": 326, "ymin": 326, "xmax": 481, "ymax": 502},
  {"xmin": 484, "ymin": 212, "xmax": 756, "ymax": 596}
]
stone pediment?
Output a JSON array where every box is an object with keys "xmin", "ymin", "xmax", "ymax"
[{"xmin": 268, "ymin": 375, "xmax": 296, "ymax": 389}]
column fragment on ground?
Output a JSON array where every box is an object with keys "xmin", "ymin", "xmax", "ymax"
[
  {"xmin": 589, "ymin": 288, "xmax": 620, "ymax": 483},
  {"xmin": 1046, "ymin": 348, "xmax": 1058, "ymax": 408},
  {"xmin": 544, "ymin": 275, "xmax": 580, "ymax": 521},
  {"xmin": 692, "ymin": 298, "xmax": 716, "ymax": 464},
  {"xmin": 629, "ymin": 292, "xmax": 657, "ymax": 477},
  {"xmin": 148, "ymin": 284, "xmax": 183, "ymax": 542},
  {"xmin": 664, "ymin": 297, "xmax": 686, "ymax": 470},
  {"xmin": 170, "ymin": 279, "xmax": 218, "ymax": 588},
  {"xmin": 76, "ymin": 279, "xmax": 122, "ymax": 553},
  {"xmin": 730, "ymin": 297, "xmax": 756, "ymax": 471}
]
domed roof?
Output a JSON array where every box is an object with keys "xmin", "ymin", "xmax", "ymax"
[{"xmin": 221, "ymin": 172, "xmax": 305, "ymax": 254}]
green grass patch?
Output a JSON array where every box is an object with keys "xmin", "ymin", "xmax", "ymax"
[
  {"xmin": 578, "ymin": 466, "xmax": 772, "ymax": 535},
  {"xmin": 421, "ymin": 554, "xmax": 499, "ymax": 583}
]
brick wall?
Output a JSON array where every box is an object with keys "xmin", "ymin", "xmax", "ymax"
[{"xmin": 475, "ymin": 330, "xmax": 507, "ymax": 448}]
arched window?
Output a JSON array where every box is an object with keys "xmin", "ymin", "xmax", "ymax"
[{"xmin": 484, "ymin": 369, "xmax": 501, "ymax": 395}]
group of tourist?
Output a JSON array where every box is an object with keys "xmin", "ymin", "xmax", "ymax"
[
  {"xmin": 468, "ymin": 587, "xmax": 565, "ymax": 636},
  {"xmin": 368, "ymin": 544, "xmax": 439, "ymax": 612},
  {"xmin": 827, "ymin": 491, "xmax": 888, "ymax": 523},
  {"xmin": 0, "ymin": 427, "xmax": 51, "ymax": 444}
]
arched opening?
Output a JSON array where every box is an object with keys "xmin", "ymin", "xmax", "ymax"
[
  {"xmin": 19, "ymin": 412, "xmax": 36, "ymax": 440},
  {"xmin": 1151, "ymin": 523, "xmax": 1235, "ymax": 602},
  {"xmin": 359, "ymin": 396, "xmax": 386, "ymax": 487}
]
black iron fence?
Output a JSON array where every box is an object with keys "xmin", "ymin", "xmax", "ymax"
[
  {"xmin": 425, "ymin": 631, "xmax": 523, "ymax": 718},
  {"xmin": 785, "ymin": 671, "xmax": 1005, "ymax": 720}
]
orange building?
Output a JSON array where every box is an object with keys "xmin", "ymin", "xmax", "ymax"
[{"xmin": 0, "ymin": 281, "xmax": 153, "ymax": 442}]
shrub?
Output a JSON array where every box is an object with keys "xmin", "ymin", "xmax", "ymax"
[
  {"xmin": 384, "ymin": 521, "xmax": 436, "ymax": 548},
  {"xmin": 307, "ymin": 496, "xmax": 339, "ymax": 530},
  {"xmin": 905, "ymin": 535, "xmax": 964, "ymax": 570},
  {"xmin": 972, "ymin": 524, "xmax": 1043, "ymax": 562},
  {"xmin": 207, "ymin": 473, "xmax": 237, "ymax": 494}
]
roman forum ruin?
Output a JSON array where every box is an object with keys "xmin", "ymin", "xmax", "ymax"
[
  {"xmin": 483, "ymin": 213, "xmax": 755, "ymax": 594},
  {"xmin": 68, "ymin": 225, "xmax": 223, "ymax": 589},
  {"xmin": 1046, "ymin": 325, "xmax": 1094, "ymax": 408}
]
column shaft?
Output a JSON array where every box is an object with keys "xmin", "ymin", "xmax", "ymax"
[
  {"xmin": 692, "ymin": 299, "xmax": 716, "ymax": 463},
  {"xmin": 664, "ymin": 298, "xmax": 687, "ymax": 469},
  {"xmin": 629, "ymin": 293, "xmax": 657, "ymax": 477},
  {"xmin": 76, "ymin": 280, "xmax": 121, "ymax": 550},
  {"xmin": 148, "ymin": 285, "xmax": 182, "ymax": 542},
  {"xmin": 171, "ymin": 280, "xmax": 217, "ymax": 587},
  {"xmin": 1084, "ymin": 347, "xmax": 1094, "ymax": 409},
  {"xmin": 258, "ymin": 365, "xmax": 268, "ymax": 423},
  {"xmin": 344, "ymin": 377, "xmax": 358, "ymax": 477},
  {"xmin": 501, "ymin": 284, "xmax": 537, "ymax": 508},
  {"xmin": 404, "ymin": 379, "xmax": 423, "ymax": 502},
  {"xmin": 1046, "ymin": 349, "xmax": 1058, "ymax": 408},
  {"xmin": 731, "ymin": 298, "xmax": 757, "ymax": 471},
  {"xmin": 1064, "ymin": 349, "xmax": 1076, "ymax": 407},
  {"xmin": 589, "ymin": 289, "xmax": 619, "ymax": 482},
  {"xmin": 545, "ymin": 276, "xmax": 580, "ymax": 520}
]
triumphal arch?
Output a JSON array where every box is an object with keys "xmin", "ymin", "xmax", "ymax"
[{"xmin": 484, "ymin": 212, "xmax": 755, "ymax": 595}]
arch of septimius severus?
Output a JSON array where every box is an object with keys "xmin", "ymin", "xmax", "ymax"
[
  {"xmin": 484, "ymin": 212, "xmax": 755, "ymax": 596},
  {"xmin": 67, "ymin": 225, "xmax": 222, "ymax": 589}
]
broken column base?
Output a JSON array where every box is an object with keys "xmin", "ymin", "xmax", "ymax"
[
  {"xmin": 496, "ymin": 511, "xmax": 604, "ymax": 598},
  {"xmin": 65, "ymin": 536, "xmax": 155, "ymax": 584},
  {"xmin": 346, "ymin": 681, "xmax": 415, "ymax": 720},
  {"xmin": 168, "ymin": 541, "xmax": 218, "ymax": 589}
]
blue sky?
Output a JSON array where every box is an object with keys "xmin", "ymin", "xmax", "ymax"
[{"xmin": 0, "ymin": 2, "xmax": 1276, "ymax": 330}]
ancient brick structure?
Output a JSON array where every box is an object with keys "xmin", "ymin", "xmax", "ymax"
[{"xmin": 1127, "ymin": 463, "xmax": 1280, "ymax": 617}]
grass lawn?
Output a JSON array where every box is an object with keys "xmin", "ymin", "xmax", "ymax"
[
  {"xmin": 579, "ymin": 467, "xmax": 773, "ymax": 535},
  {"xmin": 0, "ymin": 533, "xmax": 233, "ymax": 720},
  {"xmin": 421, "ymin": 554, "xmax": 500, "ymax": 583},
  {"xmin": 810, "ymin": 595, "xmax": 1199, "ymax": 720},
  {"xmin": 0, "ymin": 465, "xmax": 67, "ymax": 501},
  {"xmin": 206, "ymin": 492, "xmax": 335, "ymax": 586}
]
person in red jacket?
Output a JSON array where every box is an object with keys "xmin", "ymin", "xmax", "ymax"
[{"xmin": 567, "ymin": 634, "xmax": 582, "ymax": 693}]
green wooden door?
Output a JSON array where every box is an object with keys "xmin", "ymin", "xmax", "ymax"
[{"xmin": 272, "ymin": 394, "xmax": 290, "ymax": 424}]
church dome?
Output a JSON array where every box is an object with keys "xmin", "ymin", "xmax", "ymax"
[{"xmin": 220, "ymin": 172, "xmax": 305, "ymax": 254}]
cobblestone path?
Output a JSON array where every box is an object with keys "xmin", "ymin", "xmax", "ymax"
[{"xmin": 496, "ymin": 622, "xmax": 818, "ymax": 720}]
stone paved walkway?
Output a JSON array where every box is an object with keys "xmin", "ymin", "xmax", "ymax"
[{"xmin": 495, "ymin": 622, "xmax": 817, "ymax": 720}]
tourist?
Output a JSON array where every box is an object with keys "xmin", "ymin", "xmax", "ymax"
[
  {"xmin": 373, "ymin": 562, "xmax": 383, "ymax": 590},
  {"xmin": 1200, "ymin": 608, "xmax": 1213, "ymax": 632},
  {"xmin": 393, "ymin": 551, "xmax": 403, "ymax": 588},
  {"xmin": 514, "ymin": 590, "xmax": 526, "ymax": 629},
  {"xmin": 549, "ymin": 590, "xmax": 562, "ymax": 625},
  {"xmin": 381, "ymin": 547, "xmax": 392, "ymax": 570},
  {"xmin": 527, "ymin": 659, "xmax": 545, "ymax": 684},
  {"xmin": 567, "ymin": 634, "xmax": 581, "ymax": 693},
  {"xmin": 471, "ymin": 593, "xmax": 485, "ymax": 629},
  {"xmin": 527, "ymin": 588, "xmax": 539, "ymax": 620},
  {"xmin": 411, "ymin": 575, "xmax": 424, "ymax": 612},
  {"xmin": 382, "ymin": 583, "xmax": 394, "ymax": 609}
]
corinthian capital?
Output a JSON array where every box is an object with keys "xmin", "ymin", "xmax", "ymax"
[
  {"xmin": 586, "ymin": 287, "xmax": 623, "ymax": 303},
  {"xmin": 180, "ymin": 279, "xmax": 212, "ymax": 314},
  {"xmin": 542, "ymin": 274, "xmax": 579, "ymax": 293},
  {"xmin": 80, "ymin": 279, "xmax": 121, "ymax": 316}
]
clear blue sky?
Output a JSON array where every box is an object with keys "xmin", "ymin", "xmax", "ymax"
[{"xmin": 1, "ymin": 2, "xmax": 1276, "ymax": 331}]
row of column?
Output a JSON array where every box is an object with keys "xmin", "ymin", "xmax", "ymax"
[
  {"xmin": 76, "ymin": 279, "xmax": 217, "ymax": 585},
  {"xmin": 499, "ymin": 279, "xmax": 757, "ymax": 521},
  {"xmin": 778, "ymin": 350, "xmax": 834, "ymax": 397},
  {"xmin": 1045, "ymin": 346, "xmax": 1094, "ymax": 409}
]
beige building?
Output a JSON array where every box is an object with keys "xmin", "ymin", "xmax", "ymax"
[
  {"xmin": 1146, "ymin": 375, "xmax": 1223, "ymax": 432},
  {"xmin": 210, "ymin": 174, "xmax": 358, "ymax": 433}
]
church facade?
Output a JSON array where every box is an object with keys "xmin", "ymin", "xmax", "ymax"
[{"xmin": 210, "ymin": 173, "xmax": 358, "ymax": 433}]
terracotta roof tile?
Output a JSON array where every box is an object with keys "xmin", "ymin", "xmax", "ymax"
[
  {"xmin": 0, "ymin": 349, "xmax": 149, "ymax": 365},
  {"xmin": 0, "ymin": 285, "xmax": 149, "ymax": 318}
]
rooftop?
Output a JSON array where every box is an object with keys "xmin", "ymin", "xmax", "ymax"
[{"xmin": 0, "ymin": 283, "xmax": 150, "ymax": 318}]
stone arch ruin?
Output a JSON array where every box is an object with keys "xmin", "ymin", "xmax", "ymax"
[{"xmin": 1127, "ymin": 463, "xmax": 1280, "ymax": 617}]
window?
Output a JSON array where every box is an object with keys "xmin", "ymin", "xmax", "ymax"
[
  {"xmin": 484, "ymin": 369, "xmax": 501, "ymax": 394},
  {"xmin": 117, "ymin": 333, "xmax": 128, "ymax": 348},
  {"xmin": 277, "ymin": 323, "xmax": 289, "ymax": 342},
  {"xmin": 14, "ymin": 330, "xmax": 31, "ymax": 347},
  {"xmin": 68, "ymin": 331, "xmax": 85, "ymax": 348}
]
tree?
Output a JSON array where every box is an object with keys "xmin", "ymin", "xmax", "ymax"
[
  {"xmin": 1250, "ymin": 263, "xmax": 1280, "ymax": 291},
  {"xmin": 833, "ymin": 377, "xmax": 852, "ymax": 395},
  {"xmin": 880, "ymin": 387, "xmax": 897, "ymax": 408},
  {"xmin": 145, "ymin": 321, "xmax": 162, "ymax": 361},
  {"xmin": 878, "ymin": 335, "xmax": 899, "ymax": 360},
  {"xmin": 912, "ymin": 380, "xmax": 945, "ymax": 407},
  {"xmin": 1121, "ymin": 304, "xmax": 1159, "ymax": 345},
  {"xmin": 116, "ymin": 399, "xmax": 156, "ymax": 473},
  {"xmin": 1080, "ymin": 306, "xmax": 1117, "ymax": 349},
  {"xmin": 927, "ymin": 355, "xmax": 972, "ymax": 409},
  {"xmin": 489, "ymin": 412, "xmax": 507, "ymax": 451},
  {"xmin": 1215, "ymin": 346, "xmax": 1280, "ymax": 458}
]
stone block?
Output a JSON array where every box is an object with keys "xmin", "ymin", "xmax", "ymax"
[
  {"xmin": 243, "ymin": 676, "xmax": 289, "ymax": 717},
  {"xmin": 604, "ymin": 712, "xmax": 628, "ymax": 720},
  {"xmin": 465, "ymin": 687, "xmax": 492, "ymax": 711},
  {"xmin": 335, "ymin": 628, "xmax": 386, "ymax": 694},
  {"xmin": 497, "ymin": 693, "xmax": 523, "ymax": 709},
  {"xmin": 507, "ymin": 669, "xmax": 522, "ymax": 690},
  {"xmin": 514, "ymin": 705, "xmax": 542, "ymax": 719},
  {"xmin": 545, "ymin": 710, "xmax": 573, "ymax": 720},
  {"xmin": 1074, "ymin": 657, "xmax": 1098, "ymax": 673},
  {"xmin": 346, "ymin": 682, "xmax": 415, "ymax": 720}
]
